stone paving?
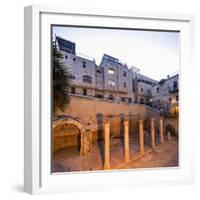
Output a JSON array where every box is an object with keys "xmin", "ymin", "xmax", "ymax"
[{"xmin": 52, "ymin": 134, "xmax": 178, "ymax": 173}]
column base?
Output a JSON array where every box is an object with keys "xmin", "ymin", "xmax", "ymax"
[
  {"xmin": 140, "ymin": 150, "xmax": 145, "ymax": 155},
  {"xmin": 103, "ymin": 164, "xmax": 111, "ymax": 170},
  {"xmin": 124, "ymin": 158, "xmax": 130, "ymax": 163}
]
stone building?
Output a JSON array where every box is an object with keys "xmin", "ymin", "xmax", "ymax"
[
  {"xmin": 152, "ymin": 74, "xmax": 179, "ymax": 114},
  {"xmin": 56, "ymin": 36, "xmax": 96, "ymax": 97},
  {"xmin": 55, "ymin": 36, "xmax": 158, "ymax": 104},
  {"xmin": 134, "ymin": 73, "xmax": 158, "ymax": 104},
  {"xmin": 53, "ymin": 36, "xmax": 179, "ymax": 167},
  {"xmin": 99, "ymin": 54, "xmax": 135, "ymax": 103}
]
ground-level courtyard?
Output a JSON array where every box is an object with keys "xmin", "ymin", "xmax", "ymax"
[
  {"xmin": 52, "ymin": 135, "xmax": 178, "ymax": 173},
  {"xmin": 52, "ymin": 95, "xmax": 179, "ymax": 173}
]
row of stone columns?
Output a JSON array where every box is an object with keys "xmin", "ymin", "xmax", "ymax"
[{"xmin": 103, "ymin": 117, "xmax": 166, "ymax": 170}]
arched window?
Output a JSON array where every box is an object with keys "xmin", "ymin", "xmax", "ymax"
[{"xmin": 82, "ymin": 75, "xmax": 92, "ymax": 84}]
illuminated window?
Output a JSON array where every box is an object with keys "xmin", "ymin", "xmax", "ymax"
[
  {"xmin": 108, "ymin": 68, "xmax": 115, "ymax": 74},
  {"xmin": 108, "ymin": 80, "xmax": 115, "ymax": 86}
]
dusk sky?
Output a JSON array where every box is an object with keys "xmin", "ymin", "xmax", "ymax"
[{"xmin": 53, "ymin": 26, "xmax": 179, "ymax": 81}]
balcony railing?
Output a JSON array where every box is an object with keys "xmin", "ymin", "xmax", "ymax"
[{"xmin": 168, "ymin": 87, "xmax": 179, "ymax": 93}]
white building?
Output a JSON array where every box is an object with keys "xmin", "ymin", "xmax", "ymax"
[{"xmin": 55, "ymin": 36, "xmax": 177, "ymax": 108}]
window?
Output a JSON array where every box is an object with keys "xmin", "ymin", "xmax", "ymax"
[
  {"xmin": 157, "ymin": 87, "xmax": 159, "ymax": 93},
  {"xmin": 109, "ymin": 94, "xmax": 114, "ymax": 100},
  {"xmin": 132, "ymin": 79, "xmax": 136, "ymax": 92},
  {"xmin": 71, "ymin": 87, "xmax": 75, "ymax": 94},
  {"xmin": 73, "ymin": 57, "xmax": 76, "ymax": 61},
  {"xmin": 96, "ymin": 70, "xmax": 101, "ymax": 73},
  {"xmin": 69, "ymin": 75, "xmax": 75, "ymax": 80},
  {"xmin": 124, "ymin": 82, "xmax": 126, "ymax": 87},
  {"xmin": 95, "ymin": 94, "xmax": 104, "ymax": 98},
  {"xmin": 83, "ymin": 88, "xmax": 87, "ymax": 96},
  {"xmin": 82, "ymin": 75, "xmax": 92, "ymax": 84},
  {"xmin": 140, "ymin": 98, "xmax": 144, "ymax": 104},
  {"xmin": 141, "ymin": 88, "xmax": 143, "ymax": 92},
  {"xmin": 121, "ymin": 97, "xmax": 125, "ymax": 102},
  {"xmin": 173, "ymin": 81, "xmax": 178, "ymax": 90},
  {"xmin": 169, "ymin": 98, "xmax": 171, "ymax": 102},
  {"xmin": 83, "ymin": 61, "xmax": 86, "ymax": 68},
  {"xmin": 108, "ymin": 80, "xmax": 115, "ymax": 86},
  {"xmin": 108, "ymin": 68, "xmax": 115, "ymax": 74},
  {"xmin": 176, "ymin": 95, "xmax": 179, "ymax": 101},
  {"xmin": 65, "ymin": 55, "xmax": 68, "ymax": 59},
  {"xmin": 123, "ymin": 71, "xmax": 126, "ymax": 77},
  {"xmin": 148, "ymin": 89, "xmax": 150, "ymax": 94}
]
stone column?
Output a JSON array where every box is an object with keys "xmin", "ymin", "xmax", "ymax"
[
  {"xmin": 151, "ymin": 118, "xmax": 156, "ymax": 148},
  {"xmin": 159, "ymin": 117, "xmax": 164, "ymax": 144},
  {"xmin": 167, "ymin": 131, "xmax": 171, "ymax": 140},
  {"xmin": 80, "ymin": 129, "xmax": 84, "ymax": 156},
  {"xmin": 83, "ymin": 129, "xmax": 92, "ymax": 155},
  {"xmin": 139, "ymin": 119, "xmax": 144, "ymax": 154},
  {"xmin": 103, "ymin": 123, "xmax": 111, "ymax": 169},
  {"xmin": 124, "ymin": 121, "xmax": 130, "ymax": 162}
]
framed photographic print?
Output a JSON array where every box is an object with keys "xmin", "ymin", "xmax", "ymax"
[{"xmin": 24, "ymin": 5, "xmax": 195, "ymax": 194}]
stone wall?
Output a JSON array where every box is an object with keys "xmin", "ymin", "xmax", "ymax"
[{"xmin": 57, "ymin": 95, "xmax": 160, "ymax": 141}]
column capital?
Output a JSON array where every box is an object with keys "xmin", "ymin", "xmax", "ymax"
[
  {"xmin": 139, "ymin": 118, "xmax": 144, "ymax": 122},
  {"xmin": 104, "ymin": 122, "xmax": 110, "ymax": 129},
  {"xmin": 124, "ymin": 120, "xmax": 129, "ymax": 126}
]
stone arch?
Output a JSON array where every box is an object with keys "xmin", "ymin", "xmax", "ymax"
[
  {"xmin": 165, "ymin": 124, "xmax": 176, "ymax": 137},
  {"xmin": 163, "ymin": 116, "xmax": 179, "ymax": 137},
  {"xmin": 53, "ymin": 116, "xmax": 88, "ymax": 155}
]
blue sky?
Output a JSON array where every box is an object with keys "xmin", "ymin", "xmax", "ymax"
[{"xmin": 53, "ymin": 26, "xmax": 179, "ymax": 81}]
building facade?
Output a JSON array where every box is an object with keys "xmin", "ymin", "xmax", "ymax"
[
  {"xmin": 55, "ymin": 36, "xmax": 178, "ymax": 109},
  {"xmin": 152, "ymin": 74, "xmax": 179, "ymax": 114},
  {"xmin": 134, "ymin": 73, "xmax": 157, "ymax": 104}
]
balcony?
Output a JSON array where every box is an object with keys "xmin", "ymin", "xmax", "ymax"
[{"xmin": 168, "ymin": 87, "xmax": 178, "ymax": 93}]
